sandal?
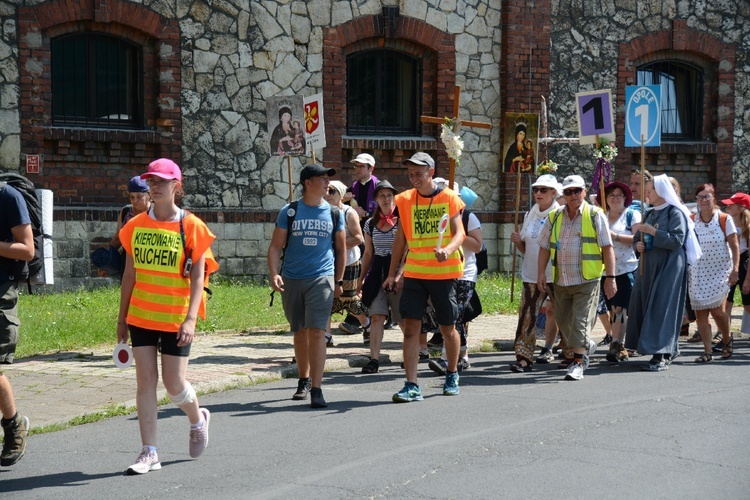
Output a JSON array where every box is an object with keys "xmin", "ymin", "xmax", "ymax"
[
  {"xmin": 694, "ymin": 352, "xmax": 713, "ymax": 363},
  {"xmin": 721, "ymin": 337, "xmax": 733, "ymax": 359},
  {"xmin": 510, "ymin": 360, "xmax": 533, "ymax": 373},
  {"xmin": 361, "ymin": 358, "xmax": 379, "ymax": 374}
]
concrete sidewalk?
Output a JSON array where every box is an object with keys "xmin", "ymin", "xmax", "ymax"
[{"xmin": 3, "ymin": 311, "xmax": 744, "ymax": 429}]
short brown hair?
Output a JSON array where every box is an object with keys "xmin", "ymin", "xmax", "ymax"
[{"xmin": 693, "ymin": 183, "xmax": 715, "ymax": 197}]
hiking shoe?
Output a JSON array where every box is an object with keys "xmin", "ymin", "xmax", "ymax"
[
  {"xmin": 392, "ymin": 382, "xmax": 424, "ymax": 403},
  {"xmin": 606, "ymin": 342, "xmax": 629, "ymax": 363},
  {"xmin": 536, "ymin": 348, "xmax": 554, "ymax": 364},
  {"xmin": 443, "ymin": 371, "xmax": 460, "ymax": 395},
  {"xmin": 361, "ymin": 358, "xmax": 379, "ymax": 374},
  {"xmin": 292, "ymin": 377, "xmax": 312, "ymax": 400},
  {"xmin": 1, "ymin": 414, "xmax": 29, "ymax": 467},
  {"xmin": 338, "ymin": 321, "xmax": 361, "ymax": 335},
  {"xmin": 427, "ymin": 332, "xmax": 443, "ymax": 347},
  {"xmin": 189, "ymin": 408, "xmax": 210, "ymax": 458},
  {"xmin": 126, "ymin": 446, "xmax": 161, "ymax": 475},
  {"xmin": 564, "ymin": 361, "xmax": 584, "ymax": 381},
  {"xmin": 598, "ymin": 333, "xmax": 613, "ymax": 346},
  {"xmin": 385, "ymin": 319, "xmax": 397, "ymax": 330},
  {"xmin": 428, "ymin": 358, "xmax": 448, "ymax": 376},
  {"xmin": 457, "ymin": 357, "xmax": 470, "ymax": 372},
  {"xmin": 310, "ymin": 388, "xmax": 328, "ymax": 408},
  {"xmin": 419, "ymin": 351, "xmax": 430, "ymax": 362}
]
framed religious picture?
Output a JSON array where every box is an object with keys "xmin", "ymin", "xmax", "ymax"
[
  {"xmin": 266, "ymin": 95, "xmax": 306, "ymax": 157},
  {"xmin": 502, "ymin": 113, "xmax": 540, "ymax": 173}
]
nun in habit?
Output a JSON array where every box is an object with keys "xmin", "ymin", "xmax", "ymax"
[{"xmin": 625, "ymin": 174, "xmax": 702, "ymax": 371}]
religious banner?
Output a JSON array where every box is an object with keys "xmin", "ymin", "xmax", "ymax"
[
  {"xmin": 303, "ymin": 93, "xmax": 326, "ymax": 151},
  {"xmin": 502, "ymin": 113, "xmax": 539, "ymax": 173},
  {"xmin": 266, "ymin": 95, "xmax": 306, "ymax": 157}
]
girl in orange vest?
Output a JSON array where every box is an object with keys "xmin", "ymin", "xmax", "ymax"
[{"xmin": 117, "ymin": 158, "xmax": 218, "ymax": 475}]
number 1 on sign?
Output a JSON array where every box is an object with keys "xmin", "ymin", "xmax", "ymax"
[
  {"xmin": 581, "ymin": 97, "xmax": 604, "ymax": 130},
  {"xmin": 635, "ymin": 104, "xmax": 649, "ymax": 143}
]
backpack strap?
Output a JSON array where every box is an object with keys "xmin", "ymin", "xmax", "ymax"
[
  {"xmin": 719, "ymin": 212, "xmax": 728, "ymax": 236},
  {"xmin": 625, "ymin": 208, "xmax": 634, "ymax": 231}
]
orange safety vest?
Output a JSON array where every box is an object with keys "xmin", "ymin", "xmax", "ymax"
[
  {"xmin": 395, "ymin": 187, "xmax": 466, "ymax": 279},
  {"xmin": 119, "ymin": 211, "xmax": 219, "ymax": 332}
]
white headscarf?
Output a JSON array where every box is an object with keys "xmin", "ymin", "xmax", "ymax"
[{"xmin": 653, "ymin": 174, "xmax": 702, "ymax": 265}]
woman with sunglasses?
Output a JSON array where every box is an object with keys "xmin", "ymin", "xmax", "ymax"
[
  {"xmin": 117, "ymin": 158, "xmax": 219, "ymax": 474},
  {"xmin": 688, "ymin": 183, "xmax": 739, "ymax": 362},
  {"xmin": 595, "ymin": 182, "xmax": 641, "ymax": 364},
  {"xmin": 508, "ymin": 174, "xmax": 560, "ymax": 372}
]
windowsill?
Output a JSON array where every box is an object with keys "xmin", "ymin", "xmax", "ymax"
[
  {"xmin": 341, "ymin": 135, "xmax": 437, "ymax": 150},
  {"xmin": 43, "ymin": 126, "xmax": 160, "ymax": 144},
  {"xmin": 624, "ymin": 141, "xmax": 717, "ymax": 154}
]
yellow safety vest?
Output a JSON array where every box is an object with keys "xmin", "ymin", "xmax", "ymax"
[{"xmin": 548, "ymin": 202, "xmax": 604, "ymax": 282}]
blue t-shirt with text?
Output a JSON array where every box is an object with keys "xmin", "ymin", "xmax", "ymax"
[{"xmin": 276, "ymin": 199, "xmax": 344, "ymax": 279}]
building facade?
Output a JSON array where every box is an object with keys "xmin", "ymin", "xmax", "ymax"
[{"xmin": 0, "ymin": 0, "xmax": 747, "ymax": 286}]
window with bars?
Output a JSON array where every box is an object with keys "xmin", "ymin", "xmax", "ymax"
[
  {"xmin": 347, "ymin": 50, "xmax": 421, "ymax": 136},
  {"xmin": 51, "ymin": 33, "xmax": 143, "ymax": 128},
  {"xmin": 637, "ymin": 60, "xmax": 704, "ymax": 141}
]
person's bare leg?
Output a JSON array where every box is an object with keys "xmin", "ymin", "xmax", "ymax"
[
  {"xmin": 403, "ymin": 318, "xmax": 421, "ymax": 384},
  {"xmin": 132, "ymin": 346, "xmax": 159, "ymax": 446},
  {"xmin": 368, "ymin": 314, "xmax": 387, "ymax": 361},
  {"xmin": 441, "ymin": 325, "xmax": 460, "ymax": 372},
  {"xmin": 0, "ymin": 373, "xmax": 16, "ymax": 419},
  {"xmin": 293, "ymin": 330, "xmax": 310, "ymax": 379},
  {"xmin": 162, "ymin": 354, "xmax": 201, "ymax": 424},
  {"xmin": 307, "ymin": 328, "xmax": 327, "ymax": 388}
]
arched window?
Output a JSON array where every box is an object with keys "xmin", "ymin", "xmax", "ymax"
[
  {"xmin": 637, "ymin": 60, "xmax": 703, "ymax": 141},
  {"xmin": 347, "ymin": 50, "xmax": 421, "ymax": 135},
  {"xmin": 51, "ymin": 33, "xmax": 143, "ymax": 128}
]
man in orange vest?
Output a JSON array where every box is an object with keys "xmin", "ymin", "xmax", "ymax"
[{"xmin": 384, "ymin": 152, "xmax": 466, "ymax": 402}]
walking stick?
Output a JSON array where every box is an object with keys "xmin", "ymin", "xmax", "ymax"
[
  {"xmin": 510, "ymin": 171, "xmax": 522, "ymax": 302},
  {"xmin": 639, "ymin": 135, "xmax": 645, "ymax": 276}
]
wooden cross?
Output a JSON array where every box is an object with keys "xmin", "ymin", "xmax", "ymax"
[{"xmin": 420, "ymin": 85, "xmax": 491, "ymax": 187}]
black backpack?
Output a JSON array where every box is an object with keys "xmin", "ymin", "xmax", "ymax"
[
  {"xmin": 0, "ymin": 172, "xmax": 45, "ymax": 289},
  {"xmin": 461, "ymin": 209, "xmax": 487, "ymax": 275}
]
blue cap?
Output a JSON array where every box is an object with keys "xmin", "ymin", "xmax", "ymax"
[{"xmin": 127, "ymin": 176, "xmax": 149, "ymax": 193}]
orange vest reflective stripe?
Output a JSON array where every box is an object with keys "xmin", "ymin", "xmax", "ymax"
[
  {"xmin": 395, "ymin": 187, "xmax": 466, "ymax": 280},
  {"xmin": 119, "ymin": 212, "xmax": 218, "ymax": 332}
]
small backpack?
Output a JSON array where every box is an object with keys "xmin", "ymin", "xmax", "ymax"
[
  {"xmin": 461, "ymin": 209, "xmax": 488, "ymax": 275},
  {"xmin": 0, "ymin": 172, "xmax": 46, "ymax": 291}
]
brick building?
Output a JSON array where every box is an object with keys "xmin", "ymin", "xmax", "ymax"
[{"xmin": 0, "ymin": 0, "xmax": 747, "ymax": 286}]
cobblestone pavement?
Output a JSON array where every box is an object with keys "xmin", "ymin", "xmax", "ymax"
[{"xmin": 3, "ymin": 311, "xmax": 743, "ymax": 428}]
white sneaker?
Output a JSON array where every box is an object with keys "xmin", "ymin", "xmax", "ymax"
[
  {"xmin": 189, "ymin": 408, "xmax": 210, "ymax": 458},
  {"xmin": 565, "ymin": 361, "xmax": 585, "ymax": 381},
  {"xmin": 582, "ymin": 353, "xmax": 590, "ymax": 370},
  {"xmin": 126, "ymin": 446, "xmax": 161, "ymax": 475}
]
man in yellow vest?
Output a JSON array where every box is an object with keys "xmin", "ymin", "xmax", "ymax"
[
  {"xmin": 384, "ymin": 152, "xmax": 466, "ymax": 402},
  {"xmin": 537, "ymin": 175, "xmax": 616, "ymax": 381}
]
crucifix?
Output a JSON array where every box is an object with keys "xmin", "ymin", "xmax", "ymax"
[{"xmin": 420, "ymin": 85, "xmax": 492, "ymax": 187}]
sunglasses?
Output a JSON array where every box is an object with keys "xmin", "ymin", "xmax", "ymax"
[
  {"xmin": 532, "ymin": 187, "xmax": 550, "ymax": 194},
  {"xmin": 563, "ymin": 187, "xmax": 583, "ymax": 196},
  {"xmin": 327, "ymin": 189, "xmax": 338, "ymax": 195}
]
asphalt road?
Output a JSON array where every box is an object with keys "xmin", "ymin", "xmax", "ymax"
[{"xmin": 2, "ymin": 344, "xmax": 749, "ymax": 499}]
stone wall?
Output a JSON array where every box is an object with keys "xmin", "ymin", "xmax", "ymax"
[{"xmin": 546, "ymin": 0, "xmax": 749, "ymax": 200}]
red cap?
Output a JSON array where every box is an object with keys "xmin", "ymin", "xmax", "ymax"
[
  {"xmin": 721, "ymin": 193, "xmax": 750, "ymax": 209},
  {"xmin": 140, "ymin": 158, "xmax": 182, "ymax": 182}
]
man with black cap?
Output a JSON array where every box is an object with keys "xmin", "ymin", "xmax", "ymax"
[
  {"xmin": 384, "ymin": 152, "xmax": 466, "ymax": 402},
  {"xmin": 267, "ymin": 164, "xmax": 346, "ymax": 408}
]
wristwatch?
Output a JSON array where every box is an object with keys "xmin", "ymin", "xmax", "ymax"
[{"xmin": 337, "ymin": 279, "xmax": 344, "ymax": 286}]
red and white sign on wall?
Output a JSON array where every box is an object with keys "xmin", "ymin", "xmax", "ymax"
[{"xmin": 26, "ymin": 154, "xmax": 40, "ymax": 174}]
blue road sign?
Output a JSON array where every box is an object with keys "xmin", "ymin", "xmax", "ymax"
[{"xmin": 625, "ymin": 85, "xmax": 661, "ymax": 147}]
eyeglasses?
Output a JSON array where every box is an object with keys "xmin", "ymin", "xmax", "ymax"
[
  {"xmin": 696, "ymin": 194, "xmax": 712, "ymax": 201},
  {"xmin": 145, "ymin": 177, "xmax": 174, "ymax": 187},
  {"xmin": 532, "ymin": 187, "xmax": 550, "ymax": 194},
  {"xmin": 607, "ymin": 193, "xmax": 625, "ymax": 199},
  {"xmin": 327, "ymin": 189, "xmax": 338, "ymax": 195},
  {"xmin": 563, "ymin": 187, "xmax": 583, "ymax": 196}
]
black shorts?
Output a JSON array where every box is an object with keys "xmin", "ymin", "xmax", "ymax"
[
  {"xmin": 129, "ymin": 324, "xmax": 191, "ymax": 357},
  {"xmin": 400, "ymin": 278, "xmax": 458, "ymax": 326}
]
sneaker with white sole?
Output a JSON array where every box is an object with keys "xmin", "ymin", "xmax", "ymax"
[
  {"xmin": 189, "ymin": 408, "xmax": 210, "ymax": 458},
  {"xmin": 564, "ymin": 361, "xmax": 585, "ymax": 381},
  {"xmin": 392, "ymin": 382, "xmax": 423, "ymax": 403},
  {"xmin": 536, "ymin": 348, "xmax": 554, "ymax": 364},
  {"xmin": 126, "ymin": 446, "xmax": 161, "ymax": 475},
  {"xmin": 443, "ymin": 371, "xmax": 460, "ymax": 395}
]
